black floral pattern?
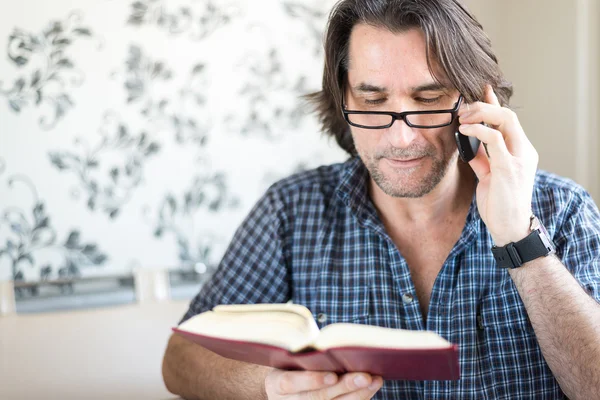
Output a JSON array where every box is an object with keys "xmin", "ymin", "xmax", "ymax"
[
  {"xmin": 140, "ymin": 63, "xmax": 211, "ymax": 146},
  {"xmin": 0, "ymin": 12, "xmax": 95, "ymax": 129},
  {"xmin": 0, "ymin": 171, "xmax": 107, "ymax": 296},
  {"xmin": 127, "ymin": 0, "xmax": 241, "ymax": 40},
  {"xmin": 226, "ymin": 49, "xmax": 310, "ymax": 139},
  {"xmin": 0, "ymin": 0, "xmax": 336, "ymax": 291},
  {"xmin": 283, "ymin": 1, "xmax": 328, "ymax": 56},
  {"xmin": 153, "ymin": 172, "xmax": 239, "ymax": 270},
  {"xmin": 119, "ymin": 46, "xmax": 210, "ymax": 146},
  {"xmin": 123, "ymin": 44, "xmax": 173, "ymax": 104},
  {"xmin": 48, "ymin": 113, "xmax": 161, "ymax": 219}
]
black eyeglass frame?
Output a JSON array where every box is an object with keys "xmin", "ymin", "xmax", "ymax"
[{"xmin": 342, "ymin": 94, "xmax": 464, "ymax": 129}]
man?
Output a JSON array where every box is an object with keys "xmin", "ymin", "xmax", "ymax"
[{"xmin": 162, "ymin": 0, "xmax": 600, "ymax": 398}]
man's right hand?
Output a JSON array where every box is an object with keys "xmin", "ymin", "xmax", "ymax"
[{"xmin": 264, "ymin": 370, "xmax": 383, "ymax": 399}]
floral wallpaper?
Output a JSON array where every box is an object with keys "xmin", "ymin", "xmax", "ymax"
[{"xmin": 0, "ymin": 0, "xmax": 345, "ymax": 289}]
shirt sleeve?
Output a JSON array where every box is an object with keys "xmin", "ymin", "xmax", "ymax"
[
  {"xmin": 179, "ymin": 184, "xmax": 291, "ymax": 324},
  {"xmin": 554, "ymin": 189, "xmax": 600, "ymax": 304}
]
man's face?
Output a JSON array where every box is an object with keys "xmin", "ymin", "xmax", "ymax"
[{"xmin": 346, "ymin": 24, "xmax": 460, "ymax": 198}]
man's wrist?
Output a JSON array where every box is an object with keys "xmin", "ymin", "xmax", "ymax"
[
  {"xmin": 491, "ymin": 226, "xmax": 531, "ymax": 247},
  {"xmin": 491, "ymin": 214, "xmax": 556, "ymax": 269},
  {"xmin": 491, "ymin": 211, "xmax": 534, "ymax": 246}
]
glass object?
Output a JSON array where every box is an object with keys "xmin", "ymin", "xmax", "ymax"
[{"xmin": 342, "ymin": 95, "xmax": 463, "ymax": 129}]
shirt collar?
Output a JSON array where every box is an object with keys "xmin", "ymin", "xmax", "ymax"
[
  {"xmin": 335, "ymin": 157, "xmax": 373, "ymax": 216},
  {"xmin": 335, "ymin": 156, "xmax": 481, "ymax": 245}
]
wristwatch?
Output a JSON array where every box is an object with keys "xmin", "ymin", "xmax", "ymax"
[{"xmin": 491, "ymin": 215, "xmax": 556, "ymax": 268}]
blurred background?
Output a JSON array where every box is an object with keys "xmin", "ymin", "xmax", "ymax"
[
  {"xmin": 0, "ymin": 0, "xmax": 347, "ymax": 311},
  {"xmin": 0, "ymin": 0, "xmax": 598, "ymax": 399}
]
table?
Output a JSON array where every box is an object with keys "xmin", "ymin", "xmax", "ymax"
[{"xmin": 0, "ymin": 301, "xmax": 188, "ymax": 399}]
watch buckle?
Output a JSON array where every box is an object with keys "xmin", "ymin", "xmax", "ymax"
[{"xmin": 506, "ymin": 243, "xmax": 523, "ymax": 267}]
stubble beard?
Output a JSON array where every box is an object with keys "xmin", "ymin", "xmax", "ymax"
[{"xmin": 364, "ymin": 145, "xmax": 458, "ymax": 198}]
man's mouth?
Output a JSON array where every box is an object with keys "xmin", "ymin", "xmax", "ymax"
[{"xmin": 384, "ymin": 157, "xmax": 425, "ymax": 168}]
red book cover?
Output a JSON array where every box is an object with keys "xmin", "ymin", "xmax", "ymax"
[{"xmin": 173, "ymin": 328, "xmax": 460, "ymax": 381}]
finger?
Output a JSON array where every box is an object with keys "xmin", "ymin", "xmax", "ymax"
[
  {"xmin": 332, "ymin": 376, "xmax": 383, "ymax": 400},
  {"xmin": 459, "ymin": 102, "xmax": 514, "ymax": 132},
  {"xmin": 467, "ymin": 140, "xmax": 491, "ymax": 182},
  {"xmin": 484, "ymin": 84, "xmax": 501, "ymax": 107},
  {"xmin": 272, "ymin": 370, "xmax": 338, "ymax": 395},
  {"xmin": 458, "ymin": 101, "xmax": 527, "ymax": 156},
  {"xmin": 458, "ymin": 123, "xmax": 511, "ymax": 162},
  {"xmin": 319, "ymin": 373, "xmax": 373, "ymax": 399}
]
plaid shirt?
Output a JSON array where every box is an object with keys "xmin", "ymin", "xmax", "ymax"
[{"xmin": 182, "ymin": 157, "xmax": 600, "ymax": 399}]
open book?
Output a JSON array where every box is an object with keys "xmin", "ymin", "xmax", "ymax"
[{"xmin": 173, "ymin": 303, "xmax": 459, "ymax": 380}]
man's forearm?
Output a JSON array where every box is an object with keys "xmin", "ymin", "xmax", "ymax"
[
  {"xmin": 162, "ymin": 333, "xmax": 271, "ymax": 400},
  {"xmin": 509, "ymin": 255, "xmax": 600, "ymax": 399}
]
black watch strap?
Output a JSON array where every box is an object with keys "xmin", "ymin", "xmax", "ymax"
[{"xmin": 491, "ymin": 230, "xmax": 554, "ymax": 268}]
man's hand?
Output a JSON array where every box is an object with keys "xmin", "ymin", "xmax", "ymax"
[
  {"xmin": 457, "ymin": 84, "xmax": 538, "ymax": 246},
  {"xmin": 264, "ymin": 369, "xmax": 383, "ymax": 399}
]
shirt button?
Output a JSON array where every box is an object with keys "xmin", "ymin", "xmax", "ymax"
[
  {"xmin": 316, "ymin": 313, "xmax": 328, "ymax": 323},
  {"xmin": 402, "ymin": 293, "xmax": 414, "ymax": 304}
]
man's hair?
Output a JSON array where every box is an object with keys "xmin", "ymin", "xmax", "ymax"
[{"xmin": 306, "ymin": 0, "xmax": 513, "ymax": 156}]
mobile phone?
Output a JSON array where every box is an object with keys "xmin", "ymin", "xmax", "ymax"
[{"xmin": 455, "ymin": 128, "xmax": 481, "ymax": 162}]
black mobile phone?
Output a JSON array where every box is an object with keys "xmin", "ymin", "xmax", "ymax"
[{"xmin": 455, "ymin": 129, "xmax": 481, "ymax": 162}]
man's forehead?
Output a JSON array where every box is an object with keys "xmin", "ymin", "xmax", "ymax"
[{"xmin": 346, "ymin": 24, "xmax": 451, "ymax": 93}]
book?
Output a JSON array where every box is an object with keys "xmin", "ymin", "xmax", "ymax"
[{"xmin": 173, "ymin": 303, "xmax": 460, "ymax": 381}]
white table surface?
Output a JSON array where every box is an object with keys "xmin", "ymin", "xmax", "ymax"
[{"xmin": 0, "ymin": 300, "xmax": 189, "ymax": 400}]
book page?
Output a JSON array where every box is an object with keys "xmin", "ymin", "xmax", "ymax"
[
  {"xmin": 213, "ymin": 303, "xmax": 316, "ymax": 321},
  {"xmin": 314, "ymin": 323, "xmax": 452, "ymax": 350},
  {"xmin": 178, "ymin": 304, "xmax": 320, "ymax": 352}
]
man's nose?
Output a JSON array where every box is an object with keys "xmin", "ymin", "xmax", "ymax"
[{"xmin": 385, "ymin": 118, "xmax": 419, "ymax": 148}]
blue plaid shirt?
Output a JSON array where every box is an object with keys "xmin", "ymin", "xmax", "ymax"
[{"xmin": 182, "ymin": 157, "xmax": 600, "ymax": 399}]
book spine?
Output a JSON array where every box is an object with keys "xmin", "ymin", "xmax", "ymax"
[
  {"xmin": 328, "ymin": 346, "xmax": 460, "ymax": 381},
  {"xmin": 286, "ymin": 349, "xmax": 345, "ymax": 373}
]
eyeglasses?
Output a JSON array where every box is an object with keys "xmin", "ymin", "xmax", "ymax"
[{"xmin": 342, "ymin": 95, "xmax": 463, "ymax": 129}]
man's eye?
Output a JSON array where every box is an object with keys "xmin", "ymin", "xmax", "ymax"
[
  {"xmin": 364, "ymin": 98, "xmax": 386, "ymax": 105},
  {"xmin": 417, "ymin": 97, "xmax": 441, "ymax": 104}
]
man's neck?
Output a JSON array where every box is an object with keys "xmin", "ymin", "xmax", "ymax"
[{"xmin": 369, "ymin": 161, "xmax": 476, "ymax": 229}]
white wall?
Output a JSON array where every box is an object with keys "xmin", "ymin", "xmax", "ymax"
[
  {"xmin": 0, "ymin": 0, "xmax": 346, "ymax": 283},
  {"xmin": 463, "ymin": 0, "xmax": 600, "ymax": 203}
]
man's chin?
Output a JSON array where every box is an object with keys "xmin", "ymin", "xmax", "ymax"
[
  {"xmin": 375, "ymin": 179, "xmax": 433, "ymax": 198},
  {"xmin": 371, "ymin": 162, "xmax": 446, "ymax": 198}
]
